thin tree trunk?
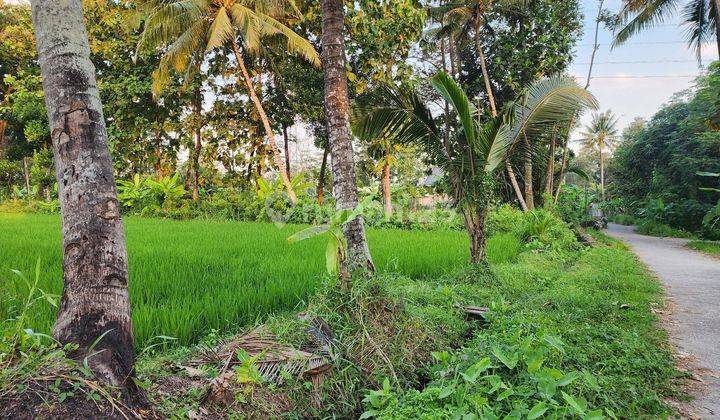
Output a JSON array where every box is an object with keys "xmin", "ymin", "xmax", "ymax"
[
  {"xmin": 554, "ymin": 124, "xmax": 571, "ymax": 203},
  {"xmin": 714, "ymin": 0, "xmax": 720, "ymax": 57},
  {"xmin": 448, "ymin": 35, "xmax": 458, "ymax": 79},
  {"xmin": 317, "ymin": 145, "xmax": 328, "ymax": 205},
  {"xmin": 32, "ymin": 0, "xmax": 139, "ymax": 402},
  {"xmin": 506, "ymin": 161, "xmax": 527, "ymax": 211},
  {"xmin": 321, "ymin": 0, "xmax": 375, "ymax": 279},
  {"xmin": 230, "ymin": 39, "xmax": 297, "ymax": 204},
  {"xmin": 23, "ymin": 157, "xmax": 31, "ymax": 194},
  {"xmin": 474, "ymin": 17, "xmax": 497, "ymax": 116},
  {"xmin": 523, "ymin": 134, "xmax": 535, "ymax": 210},
  {"xmin": 381, "ymin": 145, "xmax": 392, "ymax": 217},
  {"xmin": 0, "ymin": 119, "xmax": 6, "ymax": 159},
  {"xmin": 192, "ymin": 88, "xmax": 202, "ymax": 202},
  {"xmin": 599, "ymin": 147, "xmax": 605, "ymax": 199},
  {"xmin": 544, "ymin": 126, "xmax": 557, "ymax": 197},
  {"xmin": 283, "ymin": 124, "xmax": 291, "ymax": 179}
]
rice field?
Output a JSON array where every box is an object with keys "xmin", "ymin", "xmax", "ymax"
[{"xmin": 0, "ymin": 213, "xmax": 485, "ymax": 347}]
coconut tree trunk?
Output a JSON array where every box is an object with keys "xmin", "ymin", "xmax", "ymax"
[
  {"xmin": 544, "ymin": 126, "xmax": 557, "ymax": 197},
  {"xmin": 474, "ymin": 17, "xmax": 497, "ymax": 116},
  {"xmin": 321, "ymin": 0, "xmax": 375, "ymax": 277},
  {"xmin": 317, "ymin": 145, "xmax": 329, "ymax": 205},
  {"xmin": 283, "ymin": 124, "xmax": 291, "ymax": 178},
  {"xmin": 191, "ymin": 88, "xmax": 202, "ymax": 202},
  {"xmin": 230, "ymin": 39, "xmax": 297, "ymax": 204},
  {"xmin": 523, "ymin": 135, "xmax": 535, "ymax": 210},
  {"xmin": 599, "ymin": 147, "xmax": 605, "ymax": 199},
  {"xmin": 381, "ymin": 146, "xmax": 392, "ymax": 217},
  {"xmin": 32, "ymin": 0, "xmax": 139, "ymax": 401},
  {"xmin": 462, "ymin": 204, "xmax": 487, "ymax": 264}
]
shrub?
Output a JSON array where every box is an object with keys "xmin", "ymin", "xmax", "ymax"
[
  {"xmin": 519, "ymin": 210, "xmax": 580, "ymax": 252},
  {"xmin": 486, "ymin": 204, "xmax": 525, "ymax": 237},
  {"xmin": 635, "ymin": 220, "xmax": 695, "ymax": 239}
]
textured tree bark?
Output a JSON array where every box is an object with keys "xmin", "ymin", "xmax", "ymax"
[
  {"xmin": 283, "ymin": 124, "xmax": 291, "ymax": 178},
  {"xmin": 317, "ymin": 145, "xmax": 328, "ymax": 205},
  {"xmin": 523, "ymin": 135, "xmax": 535, "ymax": 210},
  {"xmin": 462, "ymin": 205, "xmax": 487, "ymax": 264},
  {"xmin": 544, "ymin": 126, "xmax": 557, "ymax": 197},
  {"xmin": 381, "ymin": 146, "xmax": 392, "ymax": 217},
  {"xmin": 192, "ymin": 88, "xmax": 202, "ymax": 202},
  {"xmin": 230, "ymin": 39, "xmax": 297, "ymax": 204},
  {"xmin": 321, "ymin": 0, "xmax": 375, "ymax": 276},
  {"xmin": 31, "ymin": 0, "xmax": 139, "ymax": 402},
  {"xmin": 506, "ymin": 161, "xmax": 527, "ymax": 211}
]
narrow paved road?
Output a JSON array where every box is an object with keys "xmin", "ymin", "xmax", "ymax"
[{"xmin": 606, "ymin": 223, "xmax": 719, "ymax": 418}]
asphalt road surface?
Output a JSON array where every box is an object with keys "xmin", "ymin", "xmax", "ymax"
[{"xmin": 606, "ymin": 223, "xmax": 719, "ymax": 418}]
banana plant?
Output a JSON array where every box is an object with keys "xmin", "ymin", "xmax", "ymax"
[
  {"xmin": 288, "ymin": 198, "xmax": 373, "ymax": 280},
  {"xmin": 117, "ymin": 174, "xmax": 151, "ymax": 208}
]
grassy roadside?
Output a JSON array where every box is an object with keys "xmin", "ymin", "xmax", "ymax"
[
  {"xmin": 687, "ymin": 240, "xmax": 720, "ymax": 256},
  {"xmin": 133, "ymin": 234, "xmax": 682, "ymax": 418}
]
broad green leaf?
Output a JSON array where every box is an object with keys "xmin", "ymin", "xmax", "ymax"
[
  {"xmin": 492, "ymin": 347, "xmax": 518, "ymax": 369},
  {"xmin": 527, "ymin": 401, "xmax": 548, "ymax": 419},
  {"xmin": 287, "ymin": 225, "xmax": 330, "ymax": 243},
  {"xmin": 562, "ymin": 391, "xmax": 587, "ymax": 416},
  {"xmin": 582, "ymin": 369, "xmax": 601, "ymax": 392},
  {"xmin": 438, "ymin": 384, "xmax": 455, "ymax": 399},
  {"xmin": 325, "ymin": 236, "xmax": 339, "ymax": 274},
  {"xmin": 496, "ymin": 389, "xmax": 513, "ymax": 401},
  {"xmin": 584, "ymin": 409, "xmax": 605, "ymax": 420},
  {"xmin": 557, "ymin": 371, "xmax": 578, "ymax": 387}
]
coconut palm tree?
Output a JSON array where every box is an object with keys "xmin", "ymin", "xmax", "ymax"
[
  {"xmin": 614, "ymin": 0, "xmax": 720, "ymax": 59},
  {"xmin": 321, "ymin": 0, "xmax": 375, "ymax": 277},
  {"xmin": 136, "ymin": 0, "xmax": 320, "ymax": 204},
  {"xmin": 32, "ymin": 0, "xmax": 139, "ymax": 402},
  {"xmin": 578, "ymin": 111, "xmax": 619, "ymax": 199},
  {"xmin": 355, "ymin": 72, "xmax": 596, "ymax": 263}
]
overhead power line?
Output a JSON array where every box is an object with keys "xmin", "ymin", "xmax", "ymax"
[
  {"xmin": 574, "ymin": 59, "xmax": 713, "ymax": 65},
  {"xmin": 577, "ymin": 40, "xmax": 689, "ymax": 47},
  {"xmin": 586, "ymin": 74, "xmax": 700, "ymax": 79}
]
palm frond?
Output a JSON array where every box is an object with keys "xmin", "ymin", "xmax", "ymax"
[
  {"xmin": 206, "ymin": 6, "xmax": 235, "ymax": 52},
  {"xmin": 507, "ymin": 75, "xmax": 598, "ymax": 147},
  {"xmin": 614, "ymin": 0, "xmax": 681, "ymax": 46},
  {"xmin": 682, "ymin": 0, "xmax": 714, "ymax": 62},
  {"xmin": 430, "ymin": 71, "xmax": 477, "ymax": 149}
]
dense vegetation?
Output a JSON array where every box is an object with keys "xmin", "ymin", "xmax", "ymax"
[
  {"xmin": 1, "ymin": 0, "xmax": 713, "ymax": 417},
  {"xmin": 607, "ymin": 63, "xmax": 720, "ymax": 238}
]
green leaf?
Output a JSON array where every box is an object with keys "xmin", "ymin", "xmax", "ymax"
[
  {"xmin": 496, "ymin": 389, "xmax": 513, "ymax": 401},
  {"xmin": 492, "ymin": 347, "xmax": 518, "ymax": 369},
  {"xmin": 697, "ymin": 171, "xmax": 720, "ymax": 177},
  {"xmin": 325, "ymin": 235, "xmax": 339, "ymax": 274},
  {"xmin": 461, "ymin": 357, "xmax": 492, "ymax": 383},
  {"xmin": 582, "ymin": 369, "xmax": 601, "ymax": 392},
  {"xmin": 527, "ymin": 401, "xmax": 548, "ymax": 419},
  {"xmin": 583, "ymin": 409, "xmax": 605, "ymax": 420},
  {"xmin": 287, "ymin": 225, "xmax": 330, "ymax": 243},
  {"xmin": 438, "ymin": 384, "xmax": 455, "ymax": 399},
  {"xmin": 561, "ymin": 391, "xmax": 587, "ymax": 416},
  {"xmin": 557, "ymin": 371, "xmax": 578, "ymax": 387}
]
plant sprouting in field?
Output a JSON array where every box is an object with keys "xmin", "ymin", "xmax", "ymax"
[{"xmin": 288, "ymin": 198, "xmax": 373, "ymax": 287}]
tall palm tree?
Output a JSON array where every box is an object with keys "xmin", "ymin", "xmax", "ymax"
[
  {"xmin": 614, "ymin": 0, "xmax": 720, "ymax": 59},
  {"xmin": 136, "ymin": 0, "xmax": 320, "ymax": 204},
  {"xmin": 32, "ymin": 0, "xmax": 139, "ymax": 402},
  {"xmin": 355, "ymin": 72, "xmax": 596, "ymax": 263},
  {"xmin": 579, "ymin": 111, "xmax": 619, "ymax": 199},
  {"xmin": 321, "ymin": 0, "xmax": 375, "ymax": 278},
  {"xmin": 431, "ymin": 0, "xmax": 530, "ymax": 210}
]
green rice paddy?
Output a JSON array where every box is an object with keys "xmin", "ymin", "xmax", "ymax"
[{"xmin": 0, "ymin": 213, "xmax": 485, "ymax": 347}]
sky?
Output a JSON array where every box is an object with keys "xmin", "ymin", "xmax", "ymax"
[{"xmin": 570, "ymin": 0, "xmax": 718, "ymax": 142}]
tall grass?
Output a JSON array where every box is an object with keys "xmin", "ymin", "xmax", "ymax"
[{"xmin": 0, "ymin": 213, "xmax": 476, "ymax": 347}]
